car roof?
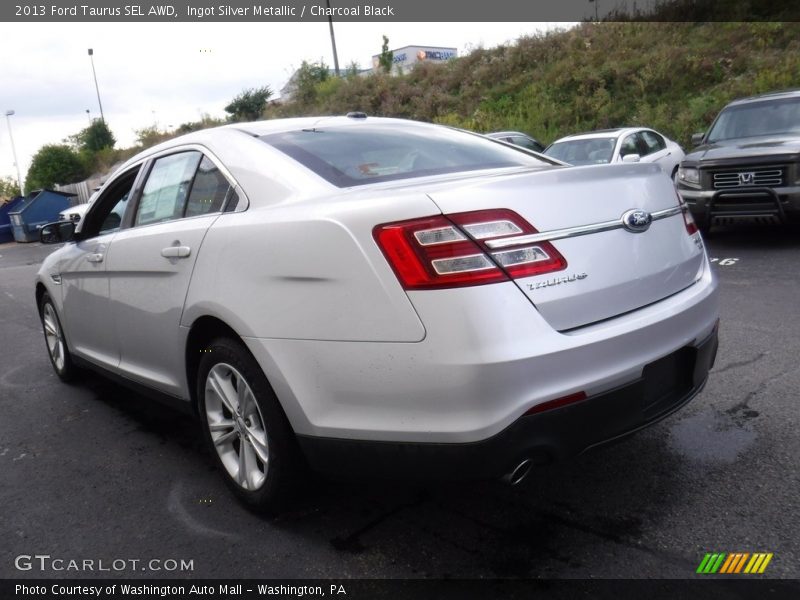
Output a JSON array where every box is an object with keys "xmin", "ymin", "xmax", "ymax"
[
  {"xmin": 550, "ymin": 127, "xmax": 673, "ymax": 144},
  {"xmin": 725, "ymin": 88, "xmax": 800, "ymax": 107},
  {"xmin": 486, "ymin": 131, "xmax": 533, "ymax": 138},
  {"xmin": 233, "ymin": 115, "xmax": 425, "ymax": 136},
  {"xmin": 551, "ymin": 127, "xmax": 652, "ymax": 143}
]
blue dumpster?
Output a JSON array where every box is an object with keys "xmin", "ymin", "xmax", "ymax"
[
  {"xmin": 8, "ymin": 190, "xmax": 75, "ymax": 243},
  {"xmin": 0, "ymin": 196, "xmax": 25, "ymax": 244}
]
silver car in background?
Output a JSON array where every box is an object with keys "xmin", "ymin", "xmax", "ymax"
[
  {"xmin": 544, "ymin": 127, "xmax": 685, "ymax": 179},
  {"xmin": 35, "ymin": 116, "xmax": 718, "ymax": 512}
]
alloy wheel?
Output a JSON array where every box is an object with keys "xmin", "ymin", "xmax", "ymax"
[
  {"xmin": 204, "ymin": 363, "xmax": 269, "ymax": 490},
  {"xmin": 42, "ymin": 303, "xmax": 65, "ymax": 372}
]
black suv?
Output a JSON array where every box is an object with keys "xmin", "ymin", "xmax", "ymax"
[{"xmin": 676, "ymin": 89, "xmax": 800, "ymax": 231}]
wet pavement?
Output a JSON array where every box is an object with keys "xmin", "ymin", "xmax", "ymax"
[{"xmin": 0, "ymin": 223, "xmax": 798, "ymax": 580}]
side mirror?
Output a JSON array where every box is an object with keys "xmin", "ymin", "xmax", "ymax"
[
  {"xmin": 621, "ymin": 153, "xmax": 641, "ymax": 163},
  {"xmin": 40, "ymin": 221, "xmax": 76, "ymax": 244},
  {"xmin": 691, "ymin": 132, "xmax": 705, "ymax": 146}
]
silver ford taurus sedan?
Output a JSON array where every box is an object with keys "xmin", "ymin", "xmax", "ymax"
[{"xmin": 35, "ymin": 115, "xmax": 719, "ymax": 512}]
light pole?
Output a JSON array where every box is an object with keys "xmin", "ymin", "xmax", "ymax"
[
  {"xmin": 87, "ymin": 48, "xmax": 105, "ymax": 124},
  {"xmin": 325, "ymin": 0, "xmax": 340, "ymax": 76},
  {"xmin": 86, "ymin": 109, "xmax": 92, "ymax": 122},
  {"xmin": 4, "ymin": 110, "xmax": 24, "ymax": 197}
]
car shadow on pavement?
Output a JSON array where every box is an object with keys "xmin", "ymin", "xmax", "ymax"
[
  {"xmin": 706, "ymin": 220, "xmax": 800, "ymax": 250},
  {"xmin": 78, "ymin": 368, "xmax": 694, "ymax": 578},
  {"xmin": 269, "ymin": 432, "xmax": 692, "ymax": 578},
  {"xmin": 79, "ymin": 370, "xmax": 208, "ymax": 456}
]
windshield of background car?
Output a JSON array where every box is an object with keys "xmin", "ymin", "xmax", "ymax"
[
  {"xmin": 707, "ymin": 97, "xmax": 800, "ymax": 142},
  {"xmin": 260, "ymin": 125, "xmax": 547, "ymax": 187},
  {"xmin": 543, "ymin": 138, "xmax": 616, "ymax": 165}
]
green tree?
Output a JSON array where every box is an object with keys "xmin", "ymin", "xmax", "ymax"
[
  {"xmin": 345, "ymin": 60, "xmax": 361, "ymax": 79},
  {"xmin": 224, "ymin": 86, "xmax": 273, "ymax": 122},
  {"xmin": 134, "ymin": 125, "xmax": 171, "ymax": 149},
  {"xmin": 25, "ymin": 145, "xmax": 88, "ymax": 191},
  {"xmin": 378, "ymin": 35, "xmax": 393, "ymax": 73},
  {"xmin": 77, "ymin": 120, "xmax": 116, "ymax": 153},
  {"xmin": 293, "ymin": 60, "xmax": 331, "ymax": 106},
  {"xmin": 0, "ymin": 175, "xmax": 21, "ymax": 200},
  {"xmin": 176, "ymin": 113, "xmax": 225, "ymax": 135}
]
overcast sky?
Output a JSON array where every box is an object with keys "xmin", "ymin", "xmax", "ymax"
[{"xmin": 0, "ymin": 21, "xmax": 572, "ymax": 187}]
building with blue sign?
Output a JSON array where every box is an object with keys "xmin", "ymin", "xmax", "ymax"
[
  {"xmin": 371, "ymin": 45, "xmax": 458, "ymax": 74},
  {"xmin": 279, "ymin": 44, "xmax": 458, "ymax": 101}
]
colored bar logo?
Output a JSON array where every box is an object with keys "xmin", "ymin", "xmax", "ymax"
[{"xmin": 697, "ymin": 552, "xmax": 773, "ymax": 574}]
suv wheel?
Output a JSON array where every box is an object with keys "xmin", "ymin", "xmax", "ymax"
[{"xmin": 198, "ymin": 337, "xmax": 302, "ymax": 513}]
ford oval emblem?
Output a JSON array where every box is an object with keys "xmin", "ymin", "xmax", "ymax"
[{"xmin": 621, "ymin": 209, "xmax": 652, "ymax": 233}]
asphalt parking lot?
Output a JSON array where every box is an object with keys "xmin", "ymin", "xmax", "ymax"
[{"xmin": 0, "ymin": 222, "xmax": 798, "ymax": 581}]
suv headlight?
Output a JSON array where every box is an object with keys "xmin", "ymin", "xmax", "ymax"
[{"xmin": 678, "ymin": 167, "xmax": 700, "ymax": 187}]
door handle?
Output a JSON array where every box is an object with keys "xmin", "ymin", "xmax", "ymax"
[
  {"xmin": 161, "ymin": 246, "xmax": 191, "ymax": 258},
  {"xmin": 86, "ymin": 253, "xmax": 104, "ymax": 263}
]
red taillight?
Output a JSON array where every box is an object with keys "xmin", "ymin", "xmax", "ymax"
[
  {"xmin": 374, "ymin": 209, "xmax": 567, "ymax": 290},
  {"xmin": 675, "ymin": 190, "xmax": 699, "ymax": 236}
]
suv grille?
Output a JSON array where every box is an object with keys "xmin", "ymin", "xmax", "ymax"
[{"xmin": 712, "ymin": 166, "xmax": 784, "ymax": 189}]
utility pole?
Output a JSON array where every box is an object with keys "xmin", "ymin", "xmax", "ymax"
[{"xmin": 326, "ymin": 0, "xmax": 340, "ymax": 76}]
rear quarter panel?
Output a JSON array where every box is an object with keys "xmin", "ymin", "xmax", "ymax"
[{"xmin": 181, "ymin": 188, "xmax": 436, "ymax": 342}]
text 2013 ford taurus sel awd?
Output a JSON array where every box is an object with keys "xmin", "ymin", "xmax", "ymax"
[{"xmin": 35, "ymin": 115, "xmax": 719, "ymax": 511}]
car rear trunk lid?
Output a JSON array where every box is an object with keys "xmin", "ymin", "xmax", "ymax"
[{"xmin": 426, "ymin": 164, "xmax": 705, "ymax": 331}]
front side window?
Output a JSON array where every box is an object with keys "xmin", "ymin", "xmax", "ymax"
[
  {"xmin": 641, "ymin": 131, "xmax": 666, "ymax": 154},
  {"xmin": 80, "ymin": 168, "xmax": 139, "ymax": 238},
  {"xmin": 620, "ymin": 134, "xmax": 640, "ymax": 157},
  {"xmin": 135, "ymin": 152, "xmax": 202, "ymax": 226}
]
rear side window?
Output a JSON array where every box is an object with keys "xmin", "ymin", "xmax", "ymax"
[
  {"xmin": 261, "ymin": 125, "xmax": 544, "ymax": 187},
  {"xmin": 135, "ymin": 152, "xmax": 202, "ymax": 226},
  {"xmin": 185, "ymin": 156, "xmax": 230, "ymax": 217}
]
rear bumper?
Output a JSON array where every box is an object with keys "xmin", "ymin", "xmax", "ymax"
[
  {"xmin": 245, "ymin": 261, "xmax": 718, "ymax": 445},
  {"xmin": 297, "ymin": 327, "xmax": 719, "ymax": 480}
]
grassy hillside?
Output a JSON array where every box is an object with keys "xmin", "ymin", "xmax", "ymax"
[{"xmin": 265, "ymin": 22, "xmax": 800, "ymax": 148}]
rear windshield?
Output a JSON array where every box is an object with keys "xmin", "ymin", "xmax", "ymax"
[
  {"xmin": 707, "ymin": 96, "xmax": 800, "ymax": 143},
  {"xmin": 260, "ymin": 124, "xmax": 548, "ymax": 187}
]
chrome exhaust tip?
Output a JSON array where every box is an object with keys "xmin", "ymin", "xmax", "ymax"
[{"xmin": 502, "ymin": 458, "xmax": 533, "ymax": 486}]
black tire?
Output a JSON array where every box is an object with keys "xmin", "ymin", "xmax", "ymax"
[
  {"xmin": 197, "ymin": 337, "xmax": 304, "ymax": 513},
  {"xmin": 39, "ymin": 292, "xmax": 80, "ymax": 383}
]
